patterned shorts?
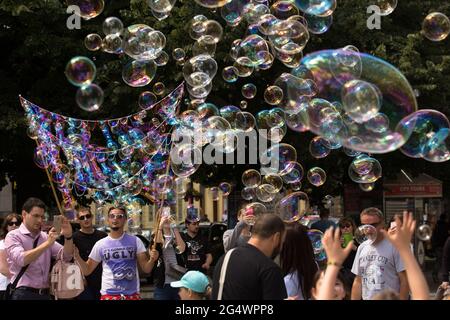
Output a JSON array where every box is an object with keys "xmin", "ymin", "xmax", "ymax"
[{"xmin": 100, "ymin": 293, "xmax": 141, "ymax": 300}]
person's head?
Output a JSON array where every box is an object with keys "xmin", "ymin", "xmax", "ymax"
[
  {"xmin": 1, "ymin": 213, "xmax": 22, "ymax": 239},
  {"xmin": 108, "ymin": 206, "xmax": 127, "ymax": 232},
  {"xmin": 311, "ymin": 269, "xmax": 349, "ymax": 300},
  {"xmin": 170, "ymin": 271, "xmax": 210, "ymax": 300},
  {"xmin": 185, "ymin": 208, "xmax": 200, "ymax": 235},
  {"xmin": 280, "ymin": 223, "xmax": 318, "ymax": 299},
  {"xmin": 319, "ymin": 208, "xmax": 330, "ymax": 220},
  {"xmin": 338, "ymin": 217, "xmax": 356, "ymax": 235},
  {"xmin": 360, "ymin": 207, "xmax": 385, "ymax": 243},
  {"xmin": 250, "ymin": 213, "xmax": 286, "ymax": 259},
  {"xmin": 76, "ymin": 207, "xmax": 93, "ymax": 229},
  {"xmin": 21, "ymin": 197, "xmax": 47, "ymax": 233}
]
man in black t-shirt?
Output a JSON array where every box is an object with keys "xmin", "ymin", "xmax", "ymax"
[
  {"xmin": 181, "ymin": 211, "xmax": 213, "ymax": 274},
  {"xmin": 73, "ymin": 207, "xmax": 107, "ymax": 300},
  {"xmin": 211, "ymin": 214, "xmax": 287, "ymax": 300}
]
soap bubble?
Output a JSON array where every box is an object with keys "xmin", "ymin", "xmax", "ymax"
[
  {"xmin": 103, "ymin": 17, "xmax": 123, "ymax": 35},
  {"xmin": 219, "ymin": 182, "xmax": 232, "ymax": 196},
  {"xmin": 65, "ymin": 56, "xmax": 96, "ymax": 87},
  {"xmin": 375, "ymin": 0, "xmax": 398, "ymax": 16},
  {"xmin": 307, "ymin": 229, "xmax": 326, "ymax": 261},
  {"xmin": 416, "ymin": 224, "xmax": 432, "ymax": 241},
  {"xmin": 264, "ymin": 86, "xmax": 284, "ymax": 105},
  {"xmin": 256, "ymin": 184, "xmax": 277, "ymax": 202},
  {"xmin": 309, "ymin": 136, "xmax": 331, "ymax": 158},
  {"xmin": 139, "ymin": 91, "xmax": 158, "ymax": 109},
  {"xmin": 294, "ymin": 0, "xmax": 337, "ymax": 17},
  {"xmin": 422, "ymin": 12, "xmax": 450, "ymax": 42},
  {"xmin": 241, "ymin": 186, "xmax": 256, "ymax": 201},
  {"xmin": 359, "ymin": 182, "xmax": 375, "ymax": 192},
  {"xmin": 194, "ymin": 0, "xmax": 232, "ymax": 9},
  {"xmin": 67, "ymin": 0, "xmax": 105, "ymax": 20},
  {"xmin": 300, "ymin": 49, "xmax": 418, "ymax": 153},
  {"xmin": 355, "ymin": 224, "xmax": 377, "ymax": 244},
  {"xmin": 76, "ymin": 84, "xmax": 104, "ymax": 111},
  {"xmin": 307, "ymin": 167, "xmax": 326, "ymax": 186},
  {"xmin": 275, "ymin": 191, "xmax": 309, "ymax": 222},
  {"xmin": 122, "ymin": 60, "xmax": 157, "ymax": 87},
  {"xmin": 242, "ymin": 169, "xmax": 261, "ymax": 188},
  {"xmin": 241, "ymin": 83, "xmax": 257, "ymax": 99},
  {"xmin": 348, "ymin": 154, "xmax": 382, "ymax": 183},
  {"xmin": 84, "ymin": 33, "xmax": 102, "ymax": 51}
]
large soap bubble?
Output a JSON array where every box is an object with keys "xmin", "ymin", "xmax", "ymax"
[
  {"xmin": 67, "ymin": 0, "xmax": 105, "ymax": 20},
  {"xmin": 300, "ymin": 49, "xmax": 418, "ymax": 153},
  {"xmin": 294, "ymin": 0, "xmax": 337, "ymax": 17},
  {"xmin": 194, "ymin": 0, "xmax": 232, "ymax": 9},
  {"xmin": 422, "ymin": 12, "xmax": 450, "ymax": 42},
  {"xmin": 275, "ymin": 191, "xmax": 309, "ymax": 222},
  {"xmin": 65, "ymin": 56, "xmax": 96, "ymax": 87},
  {"xmin": 398, "ymin": 109, "xmax": 450, "ymax": 162}
]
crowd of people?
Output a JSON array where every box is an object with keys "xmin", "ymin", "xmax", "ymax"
[{"xmin": 0, "ymin": 197, "xmax": 449, "ymax": 301}]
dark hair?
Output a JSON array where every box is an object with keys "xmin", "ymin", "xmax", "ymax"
[
  {"xmin": 280, "ymin": 223, "xmax": 318, "ymax": 299},
  {"xmin": 22, "ymin": 197, "xmax": 46, "ymax": 213},
  {"xmin": 338, "ymin": 217, "xmax": 356, "ymax": 235},
  {"xmin": 1, "ymin": 213, "xmax": 22, "ymax": 239},
  {"xmin": 251, "ymin": 213, "xmax": 285, "ymax": 239},
  {"xmin": 312, "ymin": 268, "xmax": 351, "ymax": 300},
  {"xmin": 76, "ymin": 206, "xmax": 91, "ymax": 216},
  {"xmin": 319, "ymin": 208, "xmax": 330, "ymax": 219},
  {"xmin": 108, "ymin": 206, "xmax": 127, "ymax": 215}
]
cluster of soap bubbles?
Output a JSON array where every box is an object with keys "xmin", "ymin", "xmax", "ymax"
[
  {"xmin": 22, "ymin": 83, "xmax": 184, "ymax": 214},
  {"xmin": 65, "ymin": 56, "xmax": 103, "ymax": 111}
]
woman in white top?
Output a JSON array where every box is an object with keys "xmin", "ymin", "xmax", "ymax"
[
  {"xmin": 0, "ymin": 213, "xmax": 22, "ymax": 299},
  {"xmin": 280, "ymin": 223, "xmax": 318, "ymax": 300}
]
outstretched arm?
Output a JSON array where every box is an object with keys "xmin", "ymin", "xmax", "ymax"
[
  {"xmin": 317, "ymin": 227, "xmax": 354, "ymax": 300},
  {"xmin": 381, "ymin": 212, "xmax": 429, "ymax": 300}
]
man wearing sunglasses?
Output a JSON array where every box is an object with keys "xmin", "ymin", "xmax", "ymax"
[
  {"xmin": 71, "ymin": 207, "xmax": 107, "ymax": 300},
  {"xmin": 74, "ymin": 206, "xmax": 159, "ymax": 300},
  {"xmin": 351, "ymin": 207, "xmax": 408, "ymax": 300}
]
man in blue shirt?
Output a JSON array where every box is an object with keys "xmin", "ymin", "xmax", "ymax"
[{"xmin": 311, "ymin": 208, "xmax": 336, "ymax": 233}]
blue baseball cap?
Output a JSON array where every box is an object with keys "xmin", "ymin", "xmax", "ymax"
[{"xmin": 170, "ymin": 271, "xmax": 209, "ymax": 293}]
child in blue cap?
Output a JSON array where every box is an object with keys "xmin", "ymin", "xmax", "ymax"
[{"xmin": 171, "ymin": 270, "xmax": 211, "ymax": 300}]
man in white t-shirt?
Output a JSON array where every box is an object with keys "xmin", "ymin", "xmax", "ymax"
[
  {"xmin": 75, "ymin": 206, "xmax": 159, "ymax": 300},
  {"xmin": 351, "ymin": 207, "xmax": 409, "ymax": 300}
]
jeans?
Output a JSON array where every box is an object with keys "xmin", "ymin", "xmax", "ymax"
[
  {"xmin": 153, "ymin": 284, "xmax": 180, "ymax": 300},
  {"xmin": 11, "ymin": 288, "xmax": 51, "ymax": 300}
]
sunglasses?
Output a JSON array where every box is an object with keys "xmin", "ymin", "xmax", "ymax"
[
  {"xmin": 363, "ymin": 221, "xmax": 382, "ymax": 228},
  {"xmin": 8, "ymin": 221, "xmax": 21, "ymax": 227},
  {"xmin": 339, "ymin": 224, "xmax": 352, "ymax": 229},
  {"xmin": 78, "ymin": 213, "xmax": 92, "ymax": 221},
  {"xmin": 109, "ymin": 213, "xmax": 125, "ymax": 220}
]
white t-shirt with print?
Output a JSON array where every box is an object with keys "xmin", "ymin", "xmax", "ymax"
[
  {"xmin": 89, "ymin": 233, "xmax": 146, "ymax": 296},
  {"xmin": 351, "ymin": 238, "xmax": 406, "ymax": 300}
]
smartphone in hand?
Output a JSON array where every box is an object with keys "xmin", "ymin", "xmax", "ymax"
[{"xmin": 53, "ymin": 215, "xmax": 63, "ymax": 234}]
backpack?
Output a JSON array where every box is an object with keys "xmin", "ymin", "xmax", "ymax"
[{"xmin": 50, "ymin": 249, "xmax": 85, "ymax": 300}]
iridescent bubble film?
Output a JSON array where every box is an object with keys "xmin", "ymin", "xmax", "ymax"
[{"xmin": 275, "ymin": 191, "xmax": 309, "ymax": 222}]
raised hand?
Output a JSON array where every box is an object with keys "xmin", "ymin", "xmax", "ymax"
[
  {"xmin": 60, "ymin": 216, "xmax": 73, "ymax": 238},
  {"xmin": 322, "ymin": 227, "xmax": 354, "ymax": 266},
  {"xmin": 381, "ymin": 211, "xmax": 415, "ymax": 251},
  {"xmin": 47, "ymin": 227, "xmax": 59, "ymax": 245}
]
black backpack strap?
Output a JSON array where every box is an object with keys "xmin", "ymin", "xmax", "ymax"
[{"xmin": 10, "ymin": 235, "xmax": 40, "ymax": 290}]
